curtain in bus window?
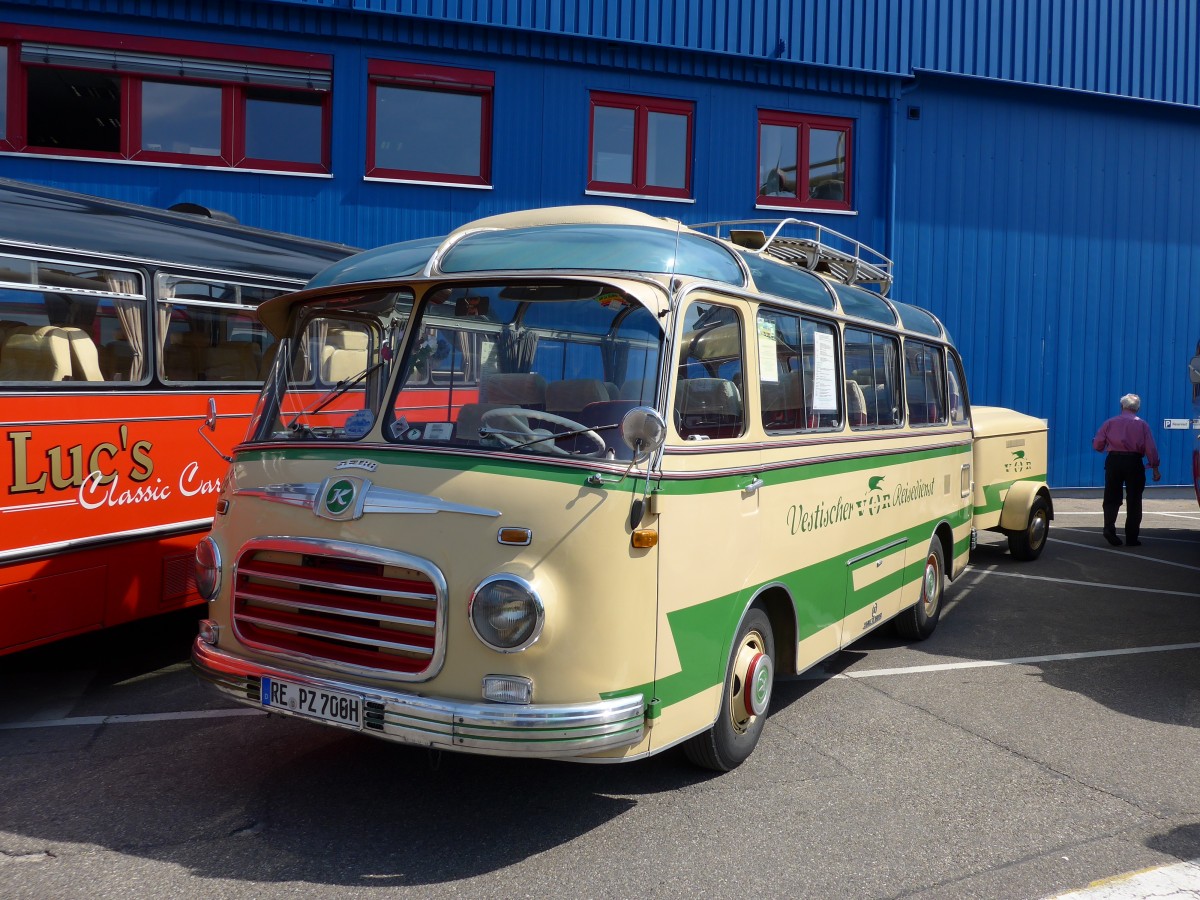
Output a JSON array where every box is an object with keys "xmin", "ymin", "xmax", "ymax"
[
  {"xmin": 496, "ymin": 323, "xmax": 538, "ymax": 373},
  {"xmin": 600, "ymin": 333, "xmax": 629, "ymax": 386},
  {"xmin": 155, "ymin": 302, "xmax": 174, "ymax": 380},
  {"xmin": 110, "ymin": 277, "xmax": 145, "ymax": 381}
]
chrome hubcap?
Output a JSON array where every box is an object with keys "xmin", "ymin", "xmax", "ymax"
[
  {"xmin": 1029, "ymin": 511, "xmax": 1048, "ymax": 547},
  {"xmin": 922, "ymin": 554, "xmax": 941, "ymax": 615}
]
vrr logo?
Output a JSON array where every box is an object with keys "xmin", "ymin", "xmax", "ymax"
[{"xmin": 1004, "ymin": 450, "xmax": 1033, "ymax": 474}]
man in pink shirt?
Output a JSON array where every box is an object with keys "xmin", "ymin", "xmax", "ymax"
[{"xmin": 1092, "ymin": 393, "xmax": 1162, "ymax": 546}]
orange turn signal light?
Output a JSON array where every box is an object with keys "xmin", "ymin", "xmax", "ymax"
[{"xmin": 631, "ymin": 529, "xmax": 658, "ymax": 549}]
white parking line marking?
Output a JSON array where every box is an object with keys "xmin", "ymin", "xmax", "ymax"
[
  {"xmin": 969, "ymin": 566, "xmax": 1200, "ymax": 598},
  {"xmin": 0, "ymin": 707, "xmax": 265, "ymax": 731},
  {"xmin": 1050, "ymin": 537, "xmax": 1200, "ymax": 571},
  {"xmin": 799, "ymin": 642, "xmax": 1200, "ymax": 681},
  {"xmin": 1054, "ymin": 525, "xmax": 1200, "ymax": 546}
]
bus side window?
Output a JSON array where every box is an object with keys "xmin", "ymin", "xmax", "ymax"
[
  {"xmin": 947, "ymin": 353, "xmax": 970, "ymax": 425},
  {"xmin": 675, "ymin": 302, "xmax": 745, "ymax": 440},
  {"xmin": 758, "ymin": 309, "xmax": 841, "ymax": 432},
  {"xmin": 904, "ymin": 340, "xmax": 948, "ymax": 426},
  {"xmin": 845, "ymin": 327, "xmax": 901, "ymax": 429}
]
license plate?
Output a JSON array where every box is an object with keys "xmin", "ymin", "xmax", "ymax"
[{"xmin": 260, "ymin": 676, "xmax": 363, "ymax": 729}]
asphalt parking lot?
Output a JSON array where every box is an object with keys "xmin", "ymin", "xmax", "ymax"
[{"xmin": 1, "ymin": 489, "xmax": 1198, "ymax": 900}]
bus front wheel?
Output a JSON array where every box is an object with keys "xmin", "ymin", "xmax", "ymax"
[
  {"xmin": 895, "ymin": 538, "xmax": 944, "ymax": 641},
  {"xmin": 684, "ymin": 607, "xmax": 775, "ymax": 772}
]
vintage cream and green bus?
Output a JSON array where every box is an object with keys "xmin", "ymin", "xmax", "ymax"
[{"xmin": 191, "ymin": 206, "xmax": 1051, "ymax": 770}]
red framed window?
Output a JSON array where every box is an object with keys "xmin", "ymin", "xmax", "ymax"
[
  {"xmin": 757, "ymin": 110, "xmax": 852, "ymax": 210},
  {"xmin": 0, "ymin": 27, "xmax": 330, "ymax": 174},
  {"xmin": 367, "ymin": 60, "xmax": 493, "ymax": 187},
  {"xmin": 588, "ymin": 91, "xmax": 693, "ymax": 200}
]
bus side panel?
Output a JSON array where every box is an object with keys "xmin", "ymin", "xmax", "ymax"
[
  {"xmin": 756, "ymin": 439, "xmax": 973, "ymax": 666},
  {"xmin": 0, "ymin": 532, "xmax": 205, "ymax": 654},
  {"xmin": 648, "ymin": 449, "xmax": 763, "ymax": 752},
  {"xmin": 1, "ymin": 392, "xmax": 252, "ymax": 554},
  {"xmin": 1, "ymin": 391, "xmax": 252, "ymax": 653}
]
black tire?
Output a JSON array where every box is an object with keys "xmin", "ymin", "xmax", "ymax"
[
  {"xmin": 894, "ymin": 538, "xmax": 944, "ymax": 641},
  {"xmin": 683, "ymin": 607, "xmax": 775, "ymax": 772},
  {"xmin": 1007, "ymin": 495, "xmax": 1050, "ymax": 561}
]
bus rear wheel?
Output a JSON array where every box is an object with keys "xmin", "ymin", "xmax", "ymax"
[
  {"xmin": 895, "ymin": 538, "xmax": 944, "ymax": 641},
  {"xmin": 684, "ymin": 607, "xmax": 774, "ymax": 772},
  {"xmin": 1007, "ymin": 495, "xmax": 1050, "ymax": 561}
]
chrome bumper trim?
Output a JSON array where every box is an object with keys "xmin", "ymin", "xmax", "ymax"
[{"xmin": 192, "ymin": 638, "xmax": 645, "ymax": 757}]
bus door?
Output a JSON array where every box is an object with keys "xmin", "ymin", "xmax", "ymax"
[
  {"xmin": 653, "ymin": 296, "xmax": 762, "ymax": 742},
  {"xmin": 840, "ymin": 327, "xmax": 908, "ymax": 644}
]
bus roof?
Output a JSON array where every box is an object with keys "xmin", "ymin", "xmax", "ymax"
[
  {"xmin": 273, "ymin": 204, "xmax": 951, "ymax": 344},
  {"xmin": 0, "ymin": 178, "xmax": 357, "ymax": 282}
]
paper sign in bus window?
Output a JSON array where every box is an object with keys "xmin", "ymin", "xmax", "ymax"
[
  {"xmin": 757, "ymin": 318, "xmax": 778, "ymax": 383},
  {"xmin": 811, "ymin": 330, "xmax": 837, "ymax": 411}
]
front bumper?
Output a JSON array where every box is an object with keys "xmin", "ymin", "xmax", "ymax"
[{"xmin": 192, "ymin": 637, "xmax": 646, "ymax": 758}]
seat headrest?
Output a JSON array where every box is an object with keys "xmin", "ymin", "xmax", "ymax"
[
  {"xmin": 677, "ymin": 378, "xmax": 741, "ymax": 416},
  {"xmin": 546, "ymin": 379, "xmax": 609, "ymax": 412},
  {"xmin": 481, "ymin": 372, "xmax": 547, "ymax": 405},
  {"xmin": 328, "ymin": 329, "xmax": 370, "ymax": 351}
]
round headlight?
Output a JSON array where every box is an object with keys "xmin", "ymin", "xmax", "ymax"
[
  {"xmin": 469, "ymin": 575, "xmax": 544, "ymax": 652},
  {"xmin": 194, "ymin": 537, "xmax": 222, "ymax": 601}
]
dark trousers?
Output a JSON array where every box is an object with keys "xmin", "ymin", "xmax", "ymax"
[{"xmin": 1102, "ymin": 453, "xmax": 1147, "ymax": 540}]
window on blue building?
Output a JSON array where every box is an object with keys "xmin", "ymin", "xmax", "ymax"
[
  {"xmin": 141, "ymin": 81, "xmax": 222, "ymax": 158},
  {"xmin": 757, "ymin": 110, "xmax": 852, "ymax": 211},
  {"xmin": 367, "ymin": 60, "xmax": 493, "ymax": 187},
  {"xmin": 0, "ymin": 45, "xmax": 8, "ymax": 142},
  {"xmin": 588, "ymin": 91, "xmax": 693, "ymax": 201},
  {"xmin": 0, "ymin": 28, "xmax": 331, "ymax": 173}
]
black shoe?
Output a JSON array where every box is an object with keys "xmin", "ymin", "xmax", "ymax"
[
  {"xmin": 1127, "ymin": 539, "xmax": 1142, "ymax": 547},
  {"xmin": 1103, "ymin": 530, "xmax": 1122, "ymax": 546}
]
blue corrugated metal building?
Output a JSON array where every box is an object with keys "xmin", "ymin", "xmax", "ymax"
[{"xmin": 2, "ymin": 0, "xmax": 1198, "ymax": 487}]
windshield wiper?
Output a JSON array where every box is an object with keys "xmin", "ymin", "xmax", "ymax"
[{"xmin": 286, "ymin": 360, "xmax": 387, "ymax": 433}]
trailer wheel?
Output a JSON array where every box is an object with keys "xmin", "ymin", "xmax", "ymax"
[
  {"xmin": 1007, "ymin": 495, "xmax": 1050, "ymax": 561},
  {"xmin": 895, "ymin": 538, "xmax": 944, "ymax": 641},
  {"xmin": 684, "ymin": 607, "xmax": 774, "ymax": 772}
]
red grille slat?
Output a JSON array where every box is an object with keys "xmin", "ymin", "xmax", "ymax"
[
  {"xmin": 235, "ymin": 578, "xmax": 436, "ymax": 627},
  {"xmin": 239, "ymin": 623, "xmax": 431, "ymax": 674},
  {"xmin": 237, "ymin": 559, "xmax": 436, "ymax": 598},
  {"xmin": 232, "ymin": 546, "xmax": 441, "ymax": 676},
  {"xmin": 237, "ymin": 606, "xmax": 435, "ymax": 652}
]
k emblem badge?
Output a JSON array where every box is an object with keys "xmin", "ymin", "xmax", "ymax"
[{"xmin": 315, "ymin": 475, "xmax": 369, "ymax": 521}]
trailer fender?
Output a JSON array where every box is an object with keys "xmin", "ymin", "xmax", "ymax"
[{"xmin": 998, "ymin": 481, "xmax": 1053, "ymax": 532}]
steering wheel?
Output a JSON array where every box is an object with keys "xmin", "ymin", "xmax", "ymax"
[{"xmin": 480, "ymin": 407, "xmax": 607, "ymax": 457}]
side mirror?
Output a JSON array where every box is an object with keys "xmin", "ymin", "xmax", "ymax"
[
  {"xmin": 620, "ymin": 406, "xmax": 666, "ymax": 462},
  {"xmin": 199, "ymin": 397, "xmax": 232, "ymax": 463}
]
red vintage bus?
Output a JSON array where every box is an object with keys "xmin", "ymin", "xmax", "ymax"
[{"xmin": 0, "ymin": 179, "xmax": 356, "ymax": 654}]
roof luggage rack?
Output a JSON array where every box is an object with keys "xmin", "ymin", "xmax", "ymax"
[{"xmin": 693, "ymin": 218, "xmax": 893, "ymax": 296}]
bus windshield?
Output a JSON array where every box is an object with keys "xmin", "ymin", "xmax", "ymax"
[{"xmin": 254, "ymin": 280, "xmax": 665, "ymax": 460}]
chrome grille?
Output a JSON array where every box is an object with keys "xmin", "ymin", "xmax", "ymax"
[{"xmin": 231, "ymin": 537, "xmax": 446, "ymax": 679}]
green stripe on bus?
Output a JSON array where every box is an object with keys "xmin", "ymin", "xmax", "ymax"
[
  {"xmin": 238, "ymin": 442, "xmax": 971, "ymax": 496},
  {"xmin": 974, "ymin": 474, "xmax": 1049, "ymax": 516},
  {"xmin": 604, "ymin": 508, "xmax": 971, "ymax": 711}
]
